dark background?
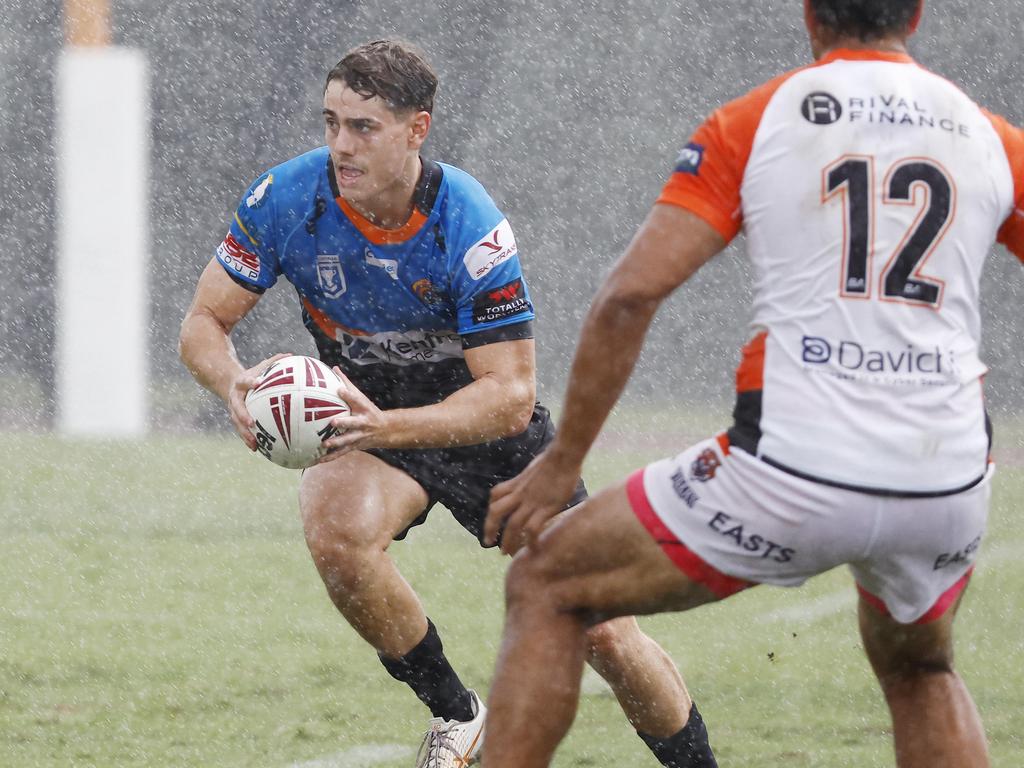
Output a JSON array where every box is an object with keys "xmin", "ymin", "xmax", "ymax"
[{"xmin": 2, "ymin": 0, "xmax": 1022, "ymax": 430}]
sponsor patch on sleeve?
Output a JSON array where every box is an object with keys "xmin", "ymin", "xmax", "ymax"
[
  {"xmin": 472, "ymin": 278, "xmax": 530, "ymax": 325},
  {"xmin": 216, "ymin": 232, "xmax": 261, "ymax": 282},
  {"xmin": 673, "ymin": 142, "xmax": 704, "ymax": 175},
  {"xmin": 246, "ymin": 174, "xmax": 273, "ymax": 208},
  {"xmin": 463, "ymin": 218, "xmax": 518, "ymax": 281}
]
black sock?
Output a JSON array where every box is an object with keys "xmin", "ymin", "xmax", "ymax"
[
  {"xmin": 638, "ymin": 701, "xmax": 718, "ymax": 768},
  {"xmin": 378, "ymin": 619, "xmax": 475, "ymax": 722}
]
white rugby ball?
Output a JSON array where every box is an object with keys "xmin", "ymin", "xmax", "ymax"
[{"xmin": 244, "ymin": 355, "xmax": 350, "ymax": 469}]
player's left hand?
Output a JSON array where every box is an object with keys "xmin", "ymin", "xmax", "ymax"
[
  {"xmin": 317, "ymin": 369, "xmax": 391, "ymax": 461},
  {"xmin": 485, "ymin": 449, "xmax": 582, "ymax": 555}
]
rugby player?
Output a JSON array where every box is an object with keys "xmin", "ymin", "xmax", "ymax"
[
  {"xmin": 483, "ymin": 2, "xmax": 1022, "ymax": 766},
  {"xmin": 179, "ymin": 40, "xmax": 718, "ymax": 768}
]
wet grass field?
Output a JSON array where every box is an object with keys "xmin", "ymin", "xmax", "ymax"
[{"xmin": 1, "ymin": 414, "xmax": 1022, "ymax": 767}]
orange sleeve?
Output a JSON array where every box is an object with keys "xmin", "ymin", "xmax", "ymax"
[
  {"xmin": 657, "ymin": 70, "xmax": 802, "ymax": 244},
  {"xmin": 985, "ymin": 110, "xmax": 1024, "ymax": 263}
]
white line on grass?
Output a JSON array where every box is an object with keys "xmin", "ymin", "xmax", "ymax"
[
  {"xmin": 758, "ymin": 589, "xmax": 856, "ymax": 625},
  {"xmin": 289, "ymin": 744, "xmax": 414, "ymax": 768}
]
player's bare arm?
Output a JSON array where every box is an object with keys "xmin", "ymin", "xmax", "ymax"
[
  {"xmin": 319, "ymin": 337, "xmax": 536, "ymax": 459},
  {"xmin": 178, "ymin": 257, "xmax": 288, "ymax": 450},
  {"xmin": 484, "ymin": 206, "xmax": 725, "ymax": 553}
]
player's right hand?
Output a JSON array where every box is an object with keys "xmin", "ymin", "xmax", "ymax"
[
  {"xmin": 485, "ymin": 448, "xmax": 583, "ymax": 555},
  {"xmin": 227, "ymin": 353, "xmax": 290, "ymax": 450}
]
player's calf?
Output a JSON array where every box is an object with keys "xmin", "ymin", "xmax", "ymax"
[
  {"xmin": 583, "ymin": 618, "xmax": 692, "ymax": 735},
  {"xmin": 584, "ymin": 618, "xmax": 718, "ymax": 767},
  {"xmin": 858, "ymin": 596, "xmax": 989, "ymax": 768}
]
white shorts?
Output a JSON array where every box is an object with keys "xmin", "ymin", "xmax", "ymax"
[{"xmin": 630, "ymin": 434, "xmax": 991, "ymax": 624}]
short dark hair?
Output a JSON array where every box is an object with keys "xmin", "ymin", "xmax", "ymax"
[
  {"xmin": 325, "ymin": 39, "xmax": 437, "ymax": 114},
  {"xmin": 809, "ymin": 0, "xmax": 920, "ymax": 41}
]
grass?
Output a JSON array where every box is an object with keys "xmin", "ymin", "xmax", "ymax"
[{"xmin": 1, "ymin": 411, "xmax": 1022, "ymax": 766}]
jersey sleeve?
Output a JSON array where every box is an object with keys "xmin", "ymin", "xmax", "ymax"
[
  {"xmin": 450, "ymin": 215, "xmax": 536, "ymax": 339},
  {"xmin": 657, "ymin": 111, "xmax": 745, "ymax": 242},
  {"xmin": 985, "ymin": 110, "xmax": 1024, "ymax": 263},
  {"xmin": 657, "ymin": 72, "xmax": 799, "ymax": 243},
  {"xmin": 438, "ymin": 174, "xmax": 536, "ymax": 341},
  {"xmin": 214, "ymin": 172, "xmax": 281, "ymax": 291}
]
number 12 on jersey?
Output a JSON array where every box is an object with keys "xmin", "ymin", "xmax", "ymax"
[{"xmin": 823, "ymin": 155, "xmax": 954, "ymax": 307}]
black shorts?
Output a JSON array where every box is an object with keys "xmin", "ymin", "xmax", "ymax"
[{"xmin": 366, "ymin": 404, "xmax": 588, "ymax": 546}]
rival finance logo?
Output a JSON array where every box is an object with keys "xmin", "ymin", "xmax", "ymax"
[{"xmin": 801, "ymin": 92, "xmax": 842, "ymax": 125}]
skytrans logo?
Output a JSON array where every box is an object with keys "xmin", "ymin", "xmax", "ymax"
[
  {"xmin": 463, "ymin": 218, "xmax": 518, "ymax": 280},
  {"xmin": 801, "ymin": 336, "xmax": 953, "ymax": 381}
]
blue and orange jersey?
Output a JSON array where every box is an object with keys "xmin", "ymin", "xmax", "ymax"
[{"xmin": 215, "ymin": 148, "xmax": 534, "ymax": 407}]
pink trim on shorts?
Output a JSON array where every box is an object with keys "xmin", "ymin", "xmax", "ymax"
[
  {"xmin": 626, "ymin": 468, "xmax": 752, "ymax": 599},
  {"xmin": 857, "ymin": 567, "xmax": 975, "ymax": 625}
]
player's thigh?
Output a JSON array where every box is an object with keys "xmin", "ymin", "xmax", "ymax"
[
  {"xmin": 300, "ymin": 450, "xmax": 429, "ymax": 550},
  {"xmin": 509, "ymin": 479, "xmax": 718, "ymax": 620},
  {"xmin": 858, "ymin": 592, "xmax": 961, "ymax": 681}
]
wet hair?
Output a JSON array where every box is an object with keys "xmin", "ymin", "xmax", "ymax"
[
  {"xmin": 325, "ymin": 39, "xmax": 437, "ymax": 114},
  {"xmin": 809, "ymin": 0, "xmax": 920, "ymax": 41}
]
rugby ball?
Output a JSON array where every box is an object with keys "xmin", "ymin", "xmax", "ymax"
[{"xmin": 244, "ymin": 355, "xmax": 350, "ymax": 469}]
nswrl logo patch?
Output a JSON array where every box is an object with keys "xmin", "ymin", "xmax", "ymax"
[
  {"xmin": 674, "ymin": 142, "xmax": 705, "ymax": 175},
  {"xmin": 316, "ymin": 254, "xmax": 346, "ymax": 299}
]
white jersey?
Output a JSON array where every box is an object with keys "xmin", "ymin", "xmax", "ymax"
[{"xmin": 659, "ymin": 48, "xmax": 1024, "ymax": 494}]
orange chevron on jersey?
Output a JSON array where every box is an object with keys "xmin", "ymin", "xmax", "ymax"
[
  {"xmin": 734, "ymin": 331, "xmax": 766, "ymax": 393},
  {"xmin": 302, "ymin": 297, "xmax": 371, "ymax": 339},
  {"xmin": 335, "ymin": 193, "xmax": 429, "ymax": 245}
]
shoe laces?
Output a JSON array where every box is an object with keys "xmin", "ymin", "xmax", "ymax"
[{"xmin": 415, "ymin": 720, "xmax": 471, "ymax": 768}]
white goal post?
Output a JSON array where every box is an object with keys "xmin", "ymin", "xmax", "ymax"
[{"xmin": 55, "ymin": 1, "xmax": 149, "ymax": 437}]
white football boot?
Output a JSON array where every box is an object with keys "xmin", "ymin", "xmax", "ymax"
[{"xmin": 414, "ymin": 690, "xmax": 486, "ymax": 768}]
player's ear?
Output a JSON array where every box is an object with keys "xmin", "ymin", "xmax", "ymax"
[
  {"xmin": 803, "ymin": 0, "xmax": 827, "ymax": 57},
  {"xmin": 908, "ymin": 0, "xmax": 924, "ymax": 34},
  {"xmin": 408, "ymin": 110, "xmax": 431, "ymax": 150},
  {"xmin": 803, "ymin": 0, "xmax": 816, "ymax": 35}
]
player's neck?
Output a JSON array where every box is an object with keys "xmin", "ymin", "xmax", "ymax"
[
  {"xmin": 813, "ymin": 35, "xmax": 909, "ymax": 60},
  {"xmin": 349, "ymin": 155, "xmax": 423, "ymax": 230}
]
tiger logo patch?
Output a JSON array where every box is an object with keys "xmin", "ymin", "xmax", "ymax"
[{"xmin": 690, "ymin": 448, "xmax": 721, "ymax": 482}]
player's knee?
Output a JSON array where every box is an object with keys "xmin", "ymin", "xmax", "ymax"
[
  {"xmin": 583, "ymin": 619, "xmax": 631, "ymax": 663},
  {"xmin": 503, "ymin": 551, "xmax": 540, "ymax": 608},
  {"xmin": 504, "ymin": 549, "xmax": 563, "ymax": 612},
  {"xmin": 877, "ymin": 651, "xmax": 954, "ymax": 687},
  {"xmin": 306, "ymin": 523, "xmax": 376, "ymax": 565},
  {"xmin": 301, "ymin": 503, "xmax": 382, "ymax": 586},
  {"xmin": 868, "ymin": 632, "xmax": 956, "ymax": 690}
]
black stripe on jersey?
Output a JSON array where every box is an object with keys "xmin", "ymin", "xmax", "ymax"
[
  {"xmin": 225, "ymin": 269, "xmax": 266, "ymax": 294},
  {"xmin": 758, "ymin": 454, "xmax": 987, "ymax": 499},
  {"xmin": 726, "ymin": 390, "xmax": 762, "ymax": 455},
  {"xmin": 461, "ymin": 320, "xmax": 535, "ymax": 349},
  {"xmin": 728, "ymin": 386, "xmax": 988, "ymax": 497},
  {"xmin": 325, "ymin": 156, "xmax": 443, "ymax": 217}
]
